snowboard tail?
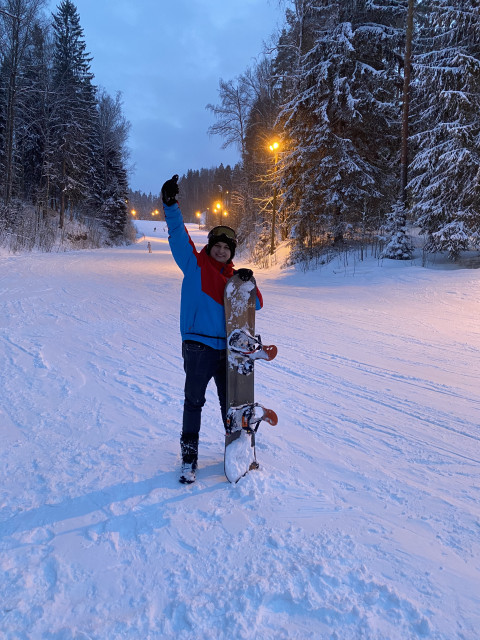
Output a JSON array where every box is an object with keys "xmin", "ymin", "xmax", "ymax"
[{"xmin": 224, "ymin": 428, "xmax": 259, "ymax": 483}]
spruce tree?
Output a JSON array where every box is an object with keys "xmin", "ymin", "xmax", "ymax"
[
  {"xmin": 278, "ymin": 0, "xmax": 406, "ymax": 263},
  {"xmin": 0, "ymin": 0, "xmax": 45, "ymax": 206},
  {"xmin": 409, "ymin": 0, "xmax": 480, "ymax": 260},
  {"xmin": 50, "ymin": 0, "xmax": 96, "ymax": 229},
  {"xmin": 93, "ymin": 89, "xmax": 130, "ymax": 242},
  {"xmin": 15, "ymin": 21, "xmax": 50, "ymax": 204},
  {"xmin": 381, "ymin": 199, "xmax": 412, "ymax": 258}
]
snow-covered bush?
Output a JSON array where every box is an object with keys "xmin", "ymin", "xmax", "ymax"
[{"xmin": 381, "ymin": 201, "xmax": 413, "ymax": 260}]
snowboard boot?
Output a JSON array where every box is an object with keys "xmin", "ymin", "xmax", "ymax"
[
  {"xmin": 179, "ymin": 435, "xmax": 198, "ymax": 484},
  {"xmin": 179, "ymin": 461, "xmax": 196, "ymax": 484}
]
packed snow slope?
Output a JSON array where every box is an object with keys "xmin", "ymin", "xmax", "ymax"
[{"xmin": 1, "ymin": 221, "xmax": 480, "ymax": 639}]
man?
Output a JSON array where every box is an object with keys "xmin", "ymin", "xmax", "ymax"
[{"xmin": 161, "ymin": 175, "xmax": 262, "ymax": 484}]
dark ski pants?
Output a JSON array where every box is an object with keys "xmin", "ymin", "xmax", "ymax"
[{"xmin": 181, "ymin": 340, "xmax": 227, "ymax": 460}]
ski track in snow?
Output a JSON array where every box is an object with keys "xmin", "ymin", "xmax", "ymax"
[{"xmin": 1, "ymin": 223, "xmax": 479, "ymax": 639}]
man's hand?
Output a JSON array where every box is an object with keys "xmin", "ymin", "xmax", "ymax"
[
  {"xmin": 161, "ymin": 175, "xmax": 179, "ymax": 206},
  {"xmin": 236, "ymin": 268, "xmax": 253, "ymax": 282}
]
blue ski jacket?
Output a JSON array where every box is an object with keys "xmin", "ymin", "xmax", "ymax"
[{"xmin": 164, "ymin": 203, "xmax": 263, "ymax": 350}]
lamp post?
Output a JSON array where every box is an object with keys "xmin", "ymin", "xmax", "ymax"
[
  {"xmin": 211, "ymin": 197, "xmax": 228, "ymax": 225},
  {"xmin": 269, "ymin": 141, "xmax": 280, "ymax": 255}
]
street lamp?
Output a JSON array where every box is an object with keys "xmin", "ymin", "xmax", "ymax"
[
  {"xmin": 214, "ymin": 202, "xmax": 222, "ymax": 219},
  {"xmin": 269, "ymin": 141, "xmax": 280, "ymax": 254}
]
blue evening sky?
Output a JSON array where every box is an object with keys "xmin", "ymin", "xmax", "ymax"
[{"xmin": 47, "ymin": 0, "xmax": 284, "ymax": 194}]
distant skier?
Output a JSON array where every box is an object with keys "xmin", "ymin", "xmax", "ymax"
[
  {"xmin": 147, "ymin": 242, "xmax": 152, "ymax": 253},
  {"xmin": 161, "ymin": 174, "xmax": 262, "ymax": 484}
]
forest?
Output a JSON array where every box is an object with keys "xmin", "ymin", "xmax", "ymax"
[
  {"xmin": 202, "ymin": 0, "xmax": 480, "ymax": 265},
  {"xmin": 0, "ymin": 0, "xmax": 132, "ymax": 252},
  {"xmin": 1, "ymin": 0, "xmax": 479, "ymax": 264}
]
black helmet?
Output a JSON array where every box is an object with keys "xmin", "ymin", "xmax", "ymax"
[{"xmin": 206, "ymin": 225, "xmax": 237, "ymax": 262}]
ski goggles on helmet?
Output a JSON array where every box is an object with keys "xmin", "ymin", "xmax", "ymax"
[{"xmin": 208, "ymin": 225, "xmax": 237, "ymax": 242}]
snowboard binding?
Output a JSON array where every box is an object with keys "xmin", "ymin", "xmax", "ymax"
[
  {"xmin": 226, "ymin": 402, "xmax": 278, "ymax": 435},
  {"xmin": 227, "ymin": 329, "xmax": 278, "ymax": 375}
]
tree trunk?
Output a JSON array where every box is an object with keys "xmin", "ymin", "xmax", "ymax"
[
  {"xmin": 400, "ymin": 0, "xmax": 414, "ymax": 204},
  {"xmin": 59, "ymin": 159, "xmax": 65, "ymax": 229},
  {"xmin": 2, "ymin": 14, "xmax": 20, "ymax": 205}
]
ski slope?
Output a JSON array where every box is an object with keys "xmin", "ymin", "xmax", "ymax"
[{"xmin": 1, "ymin": 220, "xmax": 479, "ymax": 639}]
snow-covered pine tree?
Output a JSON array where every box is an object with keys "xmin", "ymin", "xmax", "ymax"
[
  {"xmin": 92, "ymin": 89, "xmax": 130, "ymax": 243},
  {"xmin": 381, "ymin": 199, "xmax": 412, "ymax": 258},
  {"xmin": 50, "ymin": 0, "xmax": 97, "ymax": 229},
  {"xmin": 409, "ymin": 0, "xmax": 480, "ymax": 260},
  {"xmin": 278, "ymin": 0, "xmax": 406, "ymax": 264},
  {"xmin": 0, "ymin": 0, "xmax": 45, "ymax": 206},
  {"xmin": 14, "ymin": 21, "xmax": 51, "ymax": 205}
]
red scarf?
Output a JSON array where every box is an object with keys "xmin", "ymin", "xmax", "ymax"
[{"xmin": 198, "ymin": 247, "xmax": 234, "ymax": 305}]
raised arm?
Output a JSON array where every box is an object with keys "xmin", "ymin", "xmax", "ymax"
[{"xmin": 162, "ymin": 175, "xmax": 198, "ymax": 274}]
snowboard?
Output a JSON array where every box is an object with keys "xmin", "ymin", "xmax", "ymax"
[{"xmin": 224, "ymin": 274, "xmax": 277, "ymax": 483}]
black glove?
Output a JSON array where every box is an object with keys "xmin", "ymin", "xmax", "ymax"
[
  {"xmin": 161, "ymin": 174, "xmax": 179, "ymax": 206},
  {"xmin": 236, "ymin": 268, "xmax": 253, "ymax": 282}
]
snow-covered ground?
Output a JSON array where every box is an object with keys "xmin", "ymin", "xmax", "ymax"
[{"xmin": 1, "ymin": 220, "xmax": 479, "ymax": 639}]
